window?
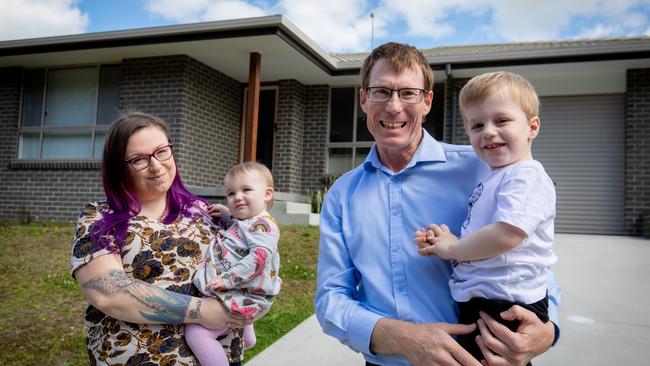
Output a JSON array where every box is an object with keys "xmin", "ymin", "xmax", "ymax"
[
  {"xmin": 327, "ymin": 87, "xmax": 373, "ymax": 175},
  {"xmin": 327, "ymin": 85, "xmax": 445, "ymax": 175},
  {"xmin": 18, "ymin": 65, "xmax": 121, "ymax": 160}
]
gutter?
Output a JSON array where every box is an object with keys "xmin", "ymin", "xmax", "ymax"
[{"xmin": 0, "ymin": 14, "xmax": 340, "ymax": 73}]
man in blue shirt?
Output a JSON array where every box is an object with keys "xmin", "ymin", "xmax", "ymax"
[{"xmin": 315, "ymin": 42, "xmax": 559, "ymax": 366}]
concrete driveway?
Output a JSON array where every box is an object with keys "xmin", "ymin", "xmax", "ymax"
[{"xmin": 247, "ymin": 234, "xmax": 650, "ymax": 365}]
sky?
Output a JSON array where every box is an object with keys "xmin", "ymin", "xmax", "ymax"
[{"xmin": 1, "ymin": 0, "xmax": 650, "ymax": 53}]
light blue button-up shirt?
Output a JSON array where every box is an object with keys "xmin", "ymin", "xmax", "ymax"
[{"xmin": 315, "ymin": 131, "xmax": 560, "ymax": 365}]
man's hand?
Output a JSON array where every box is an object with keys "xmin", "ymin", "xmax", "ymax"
[
  {"xmin": 406, "ymin": 323, "xmax": 482, "ymax": 366},
  {"xmin": 476, "ymin": 306, "xmax": 554, "ymax": 366},
  {"xmin": 371, "ymin": 318, "xmax": 482, "ymax": 366},
  {"xmin": 208, "ymin": 204, "xmax": 230, "ymax": 218},
  {"xmin": 414, "ymin": 228, "xmax": 429, "ymax": 247},
  {"xmin": 416, "ymin": 224, "xmax": 459, "ymax": 260}
]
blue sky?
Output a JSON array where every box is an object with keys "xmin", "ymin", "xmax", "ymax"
[{"xmin": 1, "ymin": 0, "xmax": 650, "ymax": 52}]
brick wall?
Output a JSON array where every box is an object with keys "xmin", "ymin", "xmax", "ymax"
[
  {"xmin": 120, "ymin": 55, "xmax": 187, "ymax": 182},
  {"xmin": 0, "ymin": 67, "xmax": 105, "ymax": 222},
  {"xmin": 0, "ymin": 55, "xmax": 243, "ymax": 222},
  {"xmin": 302, "ymin": 85, "xmax": 329, "ymax": 192},
  {"xmin": 122, "ymin": 55, "xmax": 242, "ymax": 188},
  {"xmin": 625, "ymin": 68, "xmax": 650, "ymax": 236},
  {"xmin": 182, "ymin": 58, "xmax": 242, "ymax": 187},
  {"xmin": 274, "ymin": 79, "xmax": 305, "ymax": 193}
]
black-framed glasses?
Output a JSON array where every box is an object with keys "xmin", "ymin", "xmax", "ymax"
[
  {"xmin": 366, "ymin": 87, "xmax": 426, "ymax": 104},
  {"xmin": 125, "ymin": 144, "xmax": 174, "ymax": 171}
]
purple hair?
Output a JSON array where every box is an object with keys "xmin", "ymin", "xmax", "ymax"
[{"xmin": 92, "ymin": 112, "xmax": 206, "ymax": 251}]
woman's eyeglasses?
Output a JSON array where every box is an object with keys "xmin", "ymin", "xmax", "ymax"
[{"xmin": 125, "ymin": 144, "xmax": 174, "ymax": 171}]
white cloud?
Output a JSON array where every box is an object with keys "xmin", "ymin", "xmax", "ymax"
[
  {"xmin": 277, "ymin": 0, "xmax": 374, "ymax": 52},
  {"xmin": 146, "ymin": 0, "xmax": 266, "ymax": 23},
  {"xmin": 146, "ymin": 0, "xmax": 377, "ymax": 52},
  {"xmin": 377, "ymin": 0, "xmax": 650, "ymax": 43},
  {"xmin": 489, "ymin": 0, "xmax": 596, "ymax": 41},
  {"xmin": 481, "ymin": 0, "xmax": 650, "ymax": 42},
  {"xmin": 146, "ymin": 0, "xmax": 211, "ymax": 22},
  {"xmin": 144, "ymin": 0, "xmax": 650, "ymax": 50},
  {"xmin": 379, "ymin": 0, "xmax": 487, "ymax": 40},
  {"xmin": 622, "ymin": 11, "xmax": 647, "ymax": 29},
  {"xmin": 574, "ymin": 24, "xmax": 621, "ymax": 39},
  {"xmin": 203, "ymin": 1, "xmax": 266, "ymax": 21},
  {"xmin": 0, "ymin": 0, "xmax": 89, "ymax": 41}
]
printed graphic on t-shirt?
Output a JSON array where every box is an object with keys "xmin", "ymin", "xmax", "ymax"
[{"xmin": 462, "ymin": 183, "xmax": 483, "ymax": 230}]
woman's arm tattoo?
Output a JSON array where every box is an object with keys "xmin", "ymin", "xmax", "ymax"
[
  {"xmin": 189, "ymin": 299, "xmax": 202, "ymax": 319},
  {"xmin": 82, "ymin": 270, "xmax": 191, "ymax": 324}
]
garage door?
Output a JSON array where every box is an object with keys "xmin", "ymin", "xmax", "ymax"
[{"xmin": 534, "ymin": 95, "xmax": 624, "ymax": 235}]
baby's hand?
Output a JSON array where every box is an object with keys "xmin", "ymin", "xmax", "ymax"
[
  {"xmin": 418, "ymin": 224, "xmax": 458, "ymax": 260},
  {"xmin": 206, "ymin": 277, "xmax": 228, "ymax": 293},
  {"xmin": 208, "ymin": 204, "xmax": 230, "ymax": 218}
]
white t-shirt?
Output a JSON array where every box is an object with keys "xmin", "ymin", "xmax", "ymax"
[{"xmin": 450, "ymin": 160, "xmax": 557, "ymax": 304}]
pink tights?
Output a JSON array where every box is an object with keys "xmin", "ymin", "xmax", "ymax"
[{"xmin": 185, "ymin": 324, "xmax": 256, "ymax": 366}]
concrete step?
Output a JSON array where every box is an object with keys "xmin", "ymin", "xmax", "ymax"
[
  {"xmin": 273, "ymin": 201, "xmax": 313, "ymax": 214},
  {"xmin": 270, "ymin": 201, "xmax": 320, "ymax": 226}
]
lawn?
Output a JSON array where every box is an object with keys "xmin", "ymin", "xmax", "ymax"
[{"xmin": 0, "ymin": 222, "xmax": 319, "ymax": 365}]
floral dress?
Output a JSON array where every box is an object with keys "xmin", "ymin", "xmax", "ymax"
[{"xmin": 71, "ymin": 201, "xmax": 243, "ymax": 365}]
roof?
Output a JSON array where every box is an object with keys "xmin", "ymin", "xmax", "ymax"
[
  {"xmin": 332, "ymin": 36, "xmax": 650, "ymax": 70},
  {"xmin": 0, "ymin": 15, "xmax": 649, "ymax": 83}
]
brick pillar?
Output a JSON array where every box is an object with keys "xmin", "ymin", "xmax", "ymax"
[
  {"xmin": 624, "ymin": 68, "xmax": 650, "ymax": 236},
  {"xmin": 0, "ymin": 68, "xmax": 23, "ymax": 219},
  {"xmin": 302, "ymin": 85, "xmax": 329, "ymax": 192},
  {"xmin": 274, "ymin": 79, "xmax": 305, "ymax": 194}
]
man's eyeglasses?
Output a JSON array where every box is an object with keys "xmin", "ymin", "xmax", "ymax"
[
  {"xmin": 366, "ymin": 87, "xmax": 426, "ymax": 104},
  {"xmin": 125, "ymin": 144, "xmax": 174, "ymax": 171}
]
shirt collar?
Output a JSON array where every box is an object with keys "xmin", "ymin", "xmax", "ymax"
[{"xmin": 364, "ymin": 129, "xmax": 447, "ymax": 172}]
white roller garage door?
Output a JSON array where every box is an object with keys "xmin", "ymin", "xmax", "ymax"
[{"xmin": 534, "ymin": 95, "xmax": 624, "ymax": 235}]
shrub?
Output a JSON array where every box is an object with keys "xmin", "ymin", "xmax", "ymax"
[{"xmin": 306, "ymin": 176, "xmax": 338, "ymax": 214}]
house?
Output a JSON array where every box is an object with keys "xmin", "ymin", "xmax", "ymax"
[{"xmin": 0, "ymin": 15, "xmax": 648, "ymax": 235}]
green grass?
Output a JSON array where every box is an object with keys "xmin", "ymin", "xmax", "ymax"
[{"xmin": 0, "ymin": 221, "xmax": 319, "ymax": 365}]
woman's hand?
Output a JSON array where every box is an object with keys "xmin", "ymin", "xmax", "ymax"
[{"xmin": 197, "ymin": 297, "xmax": 251, "ymax": 330}]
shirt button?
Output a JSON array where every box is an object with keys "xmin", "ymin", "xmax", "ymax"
[{"xmin": 392, "ymin": 246, "xmax": 400, "ymax": 253}]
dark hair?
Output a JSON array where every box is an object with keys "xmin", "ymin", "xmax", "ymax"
[
  {"xmin": 360, "ymin": 42, "xmax": 433, "ymax": 91},
  {"xmin": 92, "ymin": 112, "xmax": 205, "ymax": 250}
]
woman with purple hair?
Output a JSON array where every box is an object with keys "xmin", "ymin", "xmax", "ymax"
[{"xmin": 71, "ymin": 112, "xmax": 246, "ymax": 365}]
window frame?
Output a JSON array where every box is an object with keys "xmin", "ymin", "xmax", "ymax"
[
  {"xmin": 17, "ymin": 64, "xmax": 120, "ymax": 161},
  {"xmin": 326, "ymin": 86, "xmax": 373, "ymax": 175}
]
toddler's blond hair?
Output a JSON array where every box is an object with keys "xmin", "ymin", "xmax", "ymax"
[{"xmin": 459, "ymin": 71, "xmax": 539, "ymax": 120}]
